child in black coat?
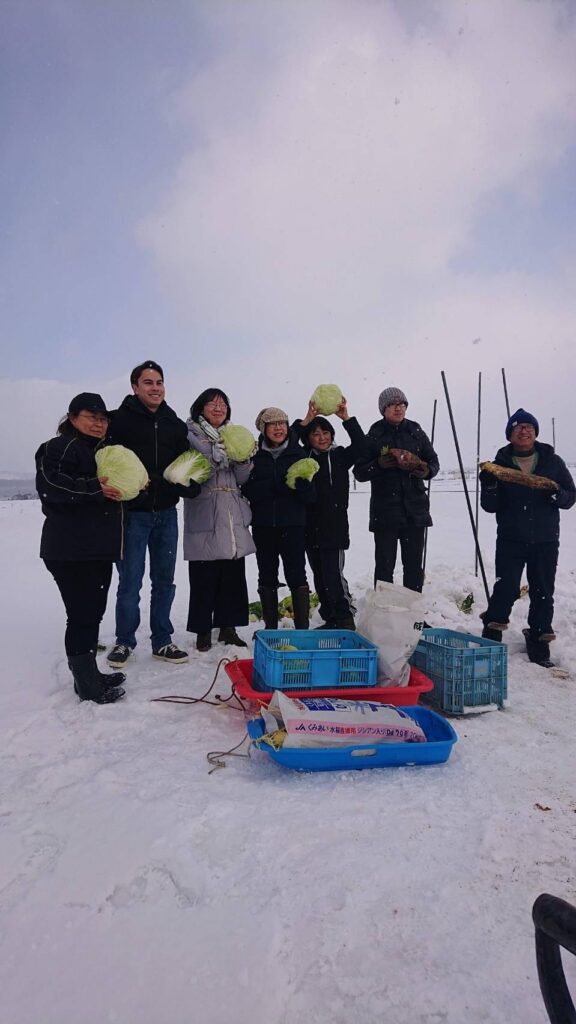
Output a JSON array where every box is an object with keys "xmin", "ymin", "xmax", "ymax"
[{"xmin": 295, "ymin": 396, "xmax": 367, "ymax": 630}]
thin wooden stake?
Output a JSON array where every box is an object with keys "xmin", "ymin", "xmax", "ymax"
[
  {"xmin": 422, "ymin": 398, "xmax": 437, "ymax": 578},
  {"xmin": 501, "ymin": 367, "xmax": 511, "ymax": 418},
  {"xmin": 475, "ymin": 371, "xmax": 482, "ymax": 577},
  {"xmin": 441, "ymin": 371, "xmax": 490, "ymax": 601}
]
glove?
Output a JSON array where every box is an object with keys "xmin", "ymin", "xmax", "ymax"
[
  {"xmin": 294, "ymin": 476, "xmax": 313, "ymax": 493},
  {"xmin": 211, "ymin": 442, "xmax": 230, "ymax": 469},
  {"xmin": 378, "ymin": 453, "xmax": 397, "ymax": 469},
  {"xmin": 550, "ymin": 492, "xmax": 559, "ymax": 505}
]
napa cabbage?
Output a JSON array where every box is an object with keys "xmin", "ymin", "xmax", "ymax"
[
  {"xmin": 95, "ymin": 446, "xmax": 149, "ymax": 501},
  {"xmin": 311, "ymin": 384, "xmax": 343, "ymax": 415},
  {"xmin": 285, "ymin": 458, "xmax": 320, "ymax": 490},
  {"xmin": 163, "ymin": 450, "xmax": 213, "ymax": 486},
  {"xmin": 220, "ymin": 423, "xmax": 257, "ymax": 462}
]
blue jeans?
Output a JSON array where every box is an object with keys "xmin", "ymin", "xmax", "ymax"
[{"xmin": 115, "ymin": 508, "xmax": 178, "ymax": 651}]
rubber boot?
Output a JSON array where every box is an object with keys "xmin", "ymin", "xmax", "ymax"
[
  {"xmin": 335, "ymin": 614, "xmax": 356, "ymax": 631},
  {"xmin": 523, "ymin": 628, "xmax": 554, "ymax": 668},
  {"xmin": 218, "ymin": 627, "xmax": 248, "ymax": 647},
  {"xmin": 68, "ymin": 653, "xmax": 125, "ymax": 704},
  {"xmin": 291, "ymin": 586, "xmax": 310, "ymax": 630},
  {"xmin": 482, "ymin": 625, "xmax": 502, "ymax": 642},
  {"xmin": 92, "ymin": 650, "xmax": 126, "ymax": 688},
  {"xmin": 259, "ymin": 587, "xmax": 279, "ymax": 630}
]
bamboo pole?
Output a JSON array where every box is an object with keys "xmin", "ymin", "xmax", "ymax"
[
  {"xmin": 421, "ymin": 398, "xmax": 437, "ymax": 577},
  {"xmin": 441, "ymin": 371, "xmax": 490, "ymax": 601},
  {"xmin": 501, "ymin": 367, "xmax": 511, "ymax": 418},
  {"xmin": 474, "ymin": 371, "xmax": 482, "ymax": 577}
]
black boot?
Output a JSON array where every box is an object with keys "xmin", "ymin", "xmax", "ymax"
[
  {"xmin": 523, "ymin": 629, "xmax": 555, "ymax": 668},
  {"xmin": 196, "ymin": 631, "xmax": 212, "ymax": 652},
  {"xmin": 258, "ymin": 587, "xmax": 279, "ymax": 630},
  {"xmin": 335, "ymin": 614, "xmax": 356, "ymax": 631},
  {"xmin": 482, "ymin": 625, "xmax": 502, "ymax": 642},
  {"xmin": 218, "ymin": 627, "xmax": 248, "ymax": 647},
  {"xmin": 291, "ymin": 586, "xmax": 310, "ymax": 630},
  {"xmin": 68, "ymin": 653, "xmax": 125, "ymax": 704},
  {"xmin": 92, "ymin": 650, "xmax": 126, "ymax": 688}
]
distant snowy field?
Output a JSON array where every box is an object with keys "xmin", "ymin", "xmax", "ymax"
[{"xmin": 1, "ymin": 490, "xmax": 575, "ymax": 1024}]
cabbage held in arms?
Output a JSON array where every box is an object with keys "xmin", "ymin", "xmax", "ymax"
[
  {"xmin": 163, "ymin": 450, "xmax": 213, "ymax": 486},
  {"xmin": 285, "ymin": 458, "xmax": 320, "ymax": 490},
  {"xmin": 311, "ymin": 384, "xmax": 343, "ymax": 415},
  {"xmin": 220, "ymin": 423, "xmax": 257, "ymax": 463},
  {"xmin": 95, "ymin": 446, "xmax": 149, "ymax": 501}
]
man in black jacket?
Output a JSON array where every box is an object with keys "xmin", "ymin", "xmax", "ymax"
[
  {"xmin": 106, "ymin": 360, "xmax": 199, "ymax": 668},
  {"xmin": 295, "ymin": 396, "xmax": 366, "ymax": 629},
  {"xmin": 353, "ymin": 387, "xmax": 439, "ymax": 592},
  {"xmin": 480, "ymin": 408, "xmax": 575, "ymax": 666}
]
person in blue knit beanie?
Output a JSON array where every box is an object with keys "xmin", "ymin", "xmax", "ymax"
[{"xmin": 480, "ymin": 408, "xmax": 575, "ymax": 667}]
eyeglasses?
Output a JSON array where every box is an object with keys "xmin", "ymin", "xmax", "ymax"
[
  {"xmin": 76, "ymin": 412, "xmax": 109, "ymax": 424},
  {"xmin": 205, "ymin": 400, "xmax": 227, "ymax": 409},
  {"xmin": 267, "ymin": 421, "xmax": 287, "ymax": 428}
]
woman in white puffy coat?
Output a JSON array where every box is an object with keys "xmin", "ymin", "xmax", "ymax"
[{"xmin": 183, "ymin": 387, "xmax": 255, "ymax": 652}]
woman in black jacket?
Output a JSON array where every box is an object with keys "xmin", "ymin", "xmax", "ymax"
[
  {"xmin": 353, "ymin": 387, "xmax": 439, "ymax": 592},
  {"xmin": 295, "ymin": 395, "xmax": 366, "ymax": 629},
  {"xmin": 242, "ymin": 407, "xmax": 315, "ymax": 629},
  {"xmin": 35, "ymin": 393, "xmax": 127, "ymax": 704}
]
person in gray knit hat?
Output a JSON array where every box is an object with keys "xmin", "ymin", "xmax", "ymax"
[
  {"xmin": 353, "ymin": 387, "xmax": 439, "ymax": 591},
  {"xmin": 378, "ymin": 387, "xmax": 408, "ymax": 415},
  {"xmin": 255, "ymin": 407, "xmax": 289, "ymax": 434}
]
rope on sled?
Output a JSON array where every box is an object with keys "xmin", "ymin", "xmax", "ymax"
[
  {"xmin": 150, "ymin": 657, "xmax": 252, "ymax": 773},
  {"xmin": 150, "ymin": 657, "xmax": 247, "ymax": 712}
]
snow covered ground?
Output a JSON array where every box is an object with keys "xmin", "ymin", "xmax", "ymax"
[{"xmin": 1, "ymin": 489, "xmax": 575, "ymax": 1024}]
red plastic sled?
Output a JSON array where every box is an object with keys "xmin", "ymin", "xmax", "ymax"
[{"xmin": 224, "ymin": 658, "xmax": 433, "ymax": 706}]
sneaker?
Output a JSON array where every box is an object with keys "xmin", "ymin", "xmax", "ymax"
[
  {"xmin": 218, "ymin": 627, "xmax": 248, "ymax": 648},
  {"xmin": 107, "ymin": 644, "xmax": 132, "ymax": 669},
  {"xmin": 152, "ymin": 643, "xmax": 189, "ymax": 664}
]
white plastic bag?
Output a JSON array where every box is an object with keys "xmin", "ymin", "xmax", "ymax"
[
  {"xmin": 265, "ymin": 691, "xmax": 426, "ymax": 748},
  {"xmin": 356, "ymin": 582, "xmax": 427, "ymax": 686}
]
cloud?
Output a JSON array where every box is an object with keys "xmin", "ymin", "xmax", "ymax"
[{"xmin": 139, "ymin": 0, "xmax": 576, "ymax": 351}]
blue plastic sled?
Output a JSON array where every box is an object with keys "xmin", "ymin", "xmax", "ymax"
[{"xmin": 247, "ymin": 705, "xmax": 458, "ymax": 772}]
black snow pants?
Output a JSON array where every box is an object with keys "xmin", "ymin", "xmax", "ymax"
[{"xmin": 484, "ymin": 538, "xmax": 558, "ymax": 635}]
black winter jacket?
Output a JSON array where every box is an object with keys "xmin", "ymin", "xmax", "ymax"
[
  {"xmin": 35, "ymin": 432, "xmax": 123, "ymax": 561},
  {"xmin": 242, "ymin": 431, "xmax": 316, "ymax": 528},
  {"xmin": 480, "ymin": 442, "xmax": 575, "ymax": 544},
  {"xmin": 353, "ymin": 417, "xmax": 439, "ymax": 530},
  {"xmin": 108, "ymin": 396, "xmax": 199, "ymax": 511},
  {"xmin": 295, "ymin": 416, "xmax": 367, "ymax": 549}
]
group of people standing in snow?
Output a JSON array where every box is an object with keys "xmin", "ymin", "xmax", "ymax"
[{"xmin": 35, "ymin": 358, "xmax": 574, "ymax": 703}]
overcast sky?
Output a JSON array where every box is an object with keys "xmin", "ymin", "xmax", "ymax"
[{"xmin": 2, "ymin": 0, "xmax": 576, "ymax": 473}]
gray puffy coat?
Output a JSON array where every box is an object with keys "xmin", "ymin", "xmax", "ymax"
[{"xmin": 182, "ymin": 421, "xmax": 256, "ymax": 561}]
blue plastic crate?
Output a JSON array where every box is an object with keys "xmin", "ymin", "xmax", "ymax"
[
  {"xmin": 410, "ymin": 628, "xmax": 507, "ymax": 714},
  {"xmin": 247, "ymin": 705, "xmax": 458, "ymax": 772},
  {"xmin": 253, "ymin": 629, "xmax": 378, "ymax": 692}
]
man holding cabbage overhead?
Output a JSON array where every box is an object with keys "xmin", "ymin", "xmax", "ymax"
[{"xmin": 106, "ymin": 361, "xmax": 200, "ymax": 668}]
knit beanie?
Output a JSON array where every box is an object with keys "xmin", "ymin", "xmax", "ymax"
[
  {"xmin": 255, "ymin": 407, "xmax": 289, "ymax": 434},
  {"xmin": 301, "ymin": 415, "xmax": 335, "ymax": 441},
  {"xmin": 505, "ymin": 408, "xmax": 539, "ymax": 440},
  {"xmin": 378, "ymin": 387, "xmax": 408, "ymax": 414}
]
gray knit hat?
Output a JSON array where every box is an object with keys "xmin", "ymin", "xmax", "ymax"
[
  {"xmin": 378, "ymin": 387, "xmax": 408, "ymax": 414},
  {"xmin": 255, "ymin": 406, "xmax": 289, "ymax": 433}
]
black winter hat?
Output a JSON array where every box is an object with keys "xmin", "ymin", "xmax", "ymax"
[
  {"xmin": 505, "ymin": 408, "xmax": 539, "ymax": 440},
  {"xmin": 302, "ymin": 415, "xmax": 335, "ymax": 441},
  {"xmin": 68, "ymin": 393, "xmax": 109, "ymax": 416}
]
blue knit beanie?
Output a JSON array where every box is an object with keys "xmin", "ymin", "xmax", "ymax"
[{"xmin": 506, "ymin": 408, "xmax": 539, "ymax": 440}]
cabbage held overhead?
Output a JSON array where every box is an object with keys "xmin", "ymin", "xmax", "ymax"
[
  {"xmin": 285, "ymin": 458, "xmax": 320, "ymax": 490},
  {"xmin": 220, "ymin": 424, "xmax": 257, "ymax": 463},
  {"xmin": 311, "ymin": 384, "xmax": 343, "ymax": 415},
  {"xmin": 163, "ymin": 450, "xmax": 213, "ymax": 486},
  {"xmin": 95, "ymin": 446, "xmax": 149, "ymax": 501}
]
